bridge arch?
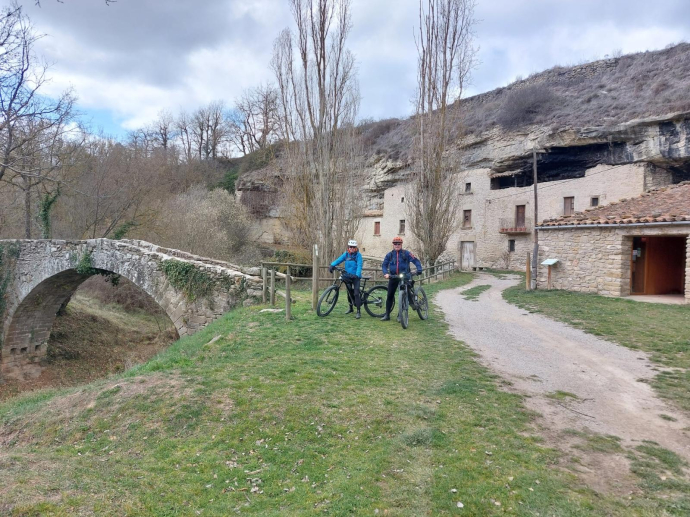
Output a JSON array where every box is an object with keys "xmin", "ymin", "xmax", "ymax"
[{"xmin": 0, "ymin": 239, "xmax": 263, "ymax": 381}]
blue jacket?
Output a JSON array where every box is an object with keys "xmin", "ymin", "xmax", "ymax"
[
  {"xmin": 331, "ymin": 251, "xmax": 363, "ymax": 278},
  {"xmin": 382, "ymin": 249, "xmax": 423, "ymax": 276}
]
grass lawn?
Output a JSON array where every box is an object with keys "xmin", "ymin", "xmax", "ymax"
[
  {"xmin": 1, "ymin": 274, "xmax": 687, "ymax": 515},
  {"xmin": 503, "ymin": 286, "xmax": 690, "ymax": 413}
]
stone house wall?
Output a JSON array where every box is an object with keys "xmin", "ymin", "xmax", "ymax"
[
  {"xmin": 537, "ymin": 226, "xmax": 690, "ymax": 301},
  {"xmin": 356, "ymin": 163, "xmax": 651, "ymax": 268}
]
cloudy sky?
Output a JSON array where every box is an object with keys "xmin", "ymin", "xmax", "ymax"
[{"xmin": 20, "ymin": 0, "xmax": 690, "ymax": 139}]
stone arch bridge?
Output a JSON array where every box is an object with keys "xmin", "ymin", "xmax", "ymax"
[{"xmin": 0, "ymin": 239, "xmax": 263, "ymax": 381}]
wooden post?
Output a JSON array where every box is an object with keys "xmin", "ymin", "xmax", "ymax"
[
  {"xmin": 312, "ymin": 244, "xmax": 319, "ymax": 311},
  {"xmin": 526, "ymin": 252, "xmax": 531, "ymax": 290},
  {"xmin": 270, "ymin": 268, "xmax": 276, "ymax": 306},
  {"xmin": 547, "ymin": 265, "xmax": 553, "ymax": 290},
  {"xmin": 531, "ymin": 148, "xmax": 539, "ymax": 290},
  {"xmin": 262, "ymin": 266, "xmax": 267, "ymax": 304},
  {"xmin": 286, "ymin": 266, "xmax": 292, "ymax": 320}
]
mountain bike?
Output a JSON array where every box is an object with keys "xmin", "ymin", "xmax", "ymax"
[
  {"xmin": 317, "ymin": 267, "xmax": 390, "ymax": 318},
  {"xmin": 396, "ymin": 272, "xmax": 429, "ymax": 329}
]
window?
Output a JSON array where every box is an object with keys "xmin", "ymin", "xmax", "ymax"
[
  {"xmin": 563, "ymin": 196, "xmax": 575, "ymax": 216},
  {"xmin": 508, "ymin": 239, "xmax": 516, "ymax": 252},
  {"xmin": 465, "ymin": 182, "xmax": 472, "ymax": 193},
  {"xmin": 399, "ymin": 219, "xmax": 406, "ymax": 235},
  {"xmin": 374, "ymin": 221, "xmax": 380, "ymax": 235},
  {"xmin": 591, "ymin": 196, "xmax": 599, "ymax": 207},
  {"xmin": 462, "ymin": 210, "xmax": 472, "ymax": 228},
  {"xmin": 515, "ymin": 205, "xmax": 526, "ymax": 227}
]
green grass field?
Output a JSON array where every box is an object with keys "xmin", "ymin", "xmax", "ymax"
[{"xmin": 1, "ymin": 274, "xmax": 688, "ymax": 515}]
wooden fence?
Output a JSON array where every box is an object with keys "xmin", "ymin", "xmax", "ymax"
[{"xmin": 260, "ymin": 251, "xmax": 456, "ymax": 319}]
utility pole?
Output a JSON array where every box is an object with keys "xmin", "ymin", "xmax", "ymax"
[{"xmin": 530, "ymin": 148, "xmax": 539, "ymax": 290}]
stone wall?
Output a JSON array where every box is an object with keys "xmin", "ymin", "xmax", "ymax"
[
  {"xmin": 355, "ymin": 163, "xmax": 651, "ymax": 269},
  {"xmin": 537, "ymin": 226, "xmax": 690, "ymax": 300},
  {"xmin": 0, "ymin": 239, "xmax": 263, "ymax": 380}
]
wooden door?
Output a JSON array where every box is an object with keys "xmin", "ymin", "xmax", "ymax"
[
  {"xmin": 461, "ymin": 241, "xmax": 475, "ymax": 270},
  {"xmin": 515, "ymin": 205, "xmax": 526, "ymax": 227}
]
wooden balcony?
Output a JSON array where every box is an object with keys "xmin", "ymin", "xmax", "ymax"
[{"xmin": 499, "ymin": 218, "xmax": 532, "ymax": 234}]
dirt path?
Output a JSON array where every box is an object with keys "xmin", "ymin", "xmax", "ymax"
[{"xmin": 437, "ymin": 274, "xmax": 690, "ymax": 466}]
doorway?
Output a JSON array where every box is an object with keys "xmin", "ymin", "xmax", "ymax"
[
  {"xmin": 460, "ymin": 241, "xmax": 475, "ymax": 270},
  {"xmin": 630, "ymin": 236, "xmax": 686, "ymax": 295}
]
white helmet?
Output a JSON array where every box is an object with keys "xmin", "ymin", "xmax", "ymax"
[{"xmin": 347, "ymin": 239, "xmax": 358, "ymax": 247}]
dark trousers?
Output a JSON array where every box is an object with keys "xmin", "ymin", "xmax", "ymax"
[
  {"xmin": 385, "ymin": 277, "xmax": 415, "ymax": 315},
  {"xmin": 344, "ymin": 277, "xmax": 361, "ymax": 308},
  {"xmin": 385, "ymin": 277, "xmax": 401, "ymax": 315}
]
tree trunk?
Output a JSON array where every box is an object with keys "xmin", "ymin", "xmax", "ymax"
[{"xmin": 24, "ymin": 178, "xmax": 32, "ymax": 239}]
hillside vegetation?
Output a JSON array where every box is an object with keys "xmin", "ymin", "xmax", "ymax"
[
  {"xmin": 354, "ymin": 43, "xmax": 690, "ymax": 162},
  {"xmin": 2, "ymin": 275, "xmax": 689, "ymax": 515}
]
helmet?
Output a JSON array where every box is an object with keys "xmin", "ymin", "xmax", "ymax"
[
  {"xmin": 392, "ymin": 236, "xmax": 403, "ymax": 244},
  {"xmin": 347, "ymin": 239, "xmax": 358, "ymax": 247}
]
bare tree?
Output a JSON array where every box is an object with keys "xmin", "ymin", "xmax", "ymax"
[
  {"xmin": 152, "ymin": 109, "xmax": 176, "ymax": 150},
  {"xmin": 176, "ymin": 110, "xmax": 194, "ymax": 163},
  {"xmin": 271, "ymin": 0, "xmax": 364, "ymax": 260},
  {"xmin": 189, "ymin": 101, "xmax": 229, "ymax": 160},
  {"xmin": 405, "ymin": 0, "xmax": 476, "ymax": 265},
  {"xmin": 229, "ymin": 84, "xmax": 280, "ymax": 155},
  {"xmin": 0, "ymin": 3, "xmax": 80, "ymax": 237}
]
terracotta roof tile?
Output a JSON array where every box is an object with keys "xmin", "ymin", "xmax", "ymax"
[{"xmin": 539, "ymin": 182, "xmax": 690, "ymax": 227}]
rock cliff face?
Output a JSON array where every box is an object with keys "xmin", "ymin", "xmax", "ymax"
[
  {"xmin": 238, "ymin": 112, "xmax": 690, "ymax": 213},
  {"xmin": 236, "ymin": 43, "xmax": 690, "ymax": 215}
]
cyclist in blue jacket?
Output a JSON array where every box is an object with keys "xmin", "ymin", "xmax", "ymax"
[
  {"xmin": 329, "ymin": 239, "xmax": 364, "ymax": 319},
  {"xmin": 380, "ymin": 236, "xmax": 423, "ymax": 321}
]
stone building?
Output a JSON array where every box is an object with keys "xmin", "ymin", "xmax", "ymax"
[
  {"xmin": 536, "ymin": 182, "xmax": 690, "ymax": 302},
  {"xmin": 236, "ymin": 45, "xmax": 690, "ymax": 267},
  {"xmin": 355, "ymin": 162, "xmax": 654, "ymax": 267}
]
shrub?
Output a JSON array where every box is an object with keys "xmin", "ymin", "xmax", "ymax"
[
  {"xmin": 496, "ymin": 84, "xmax": 559, "ymax": 130},
  {"xmin": 154, "ymin": 186, "xmax": 260, "ymax": 265}
]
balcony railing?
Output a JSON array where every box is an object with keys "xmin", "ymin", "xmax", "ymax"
[{"xmin": 499, "ymin": 218, "xmax": 532, "ymax": 234}]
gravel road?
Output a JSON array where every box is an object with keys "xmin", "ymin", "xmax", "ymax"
[{"xmin": 437, "ymin": 273, "xmax": 690, "ymax": 461}]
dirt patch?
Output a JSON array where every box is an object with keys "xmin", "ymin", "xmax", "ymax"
[
  {"xmin": 0, "ymin": 295, "xmax": 177, "ymax": 402},
  {"xmin": 437, "ymin": 274, "xmax": 690, "ymax": 496}
]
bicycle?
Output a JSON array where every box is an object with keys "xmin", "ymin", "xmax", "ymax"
[
  {"xmin": 395, "ymin": 272, "xmax": 429, "ymax": 329},
  {"xmin": 317, "ymin": 267, "xmax": 390, "ymax": 318}
]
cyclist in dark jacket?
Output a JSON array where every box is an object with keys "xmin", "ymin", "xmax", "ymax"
[
  {"xmin": 380, "ymin": 236, "xmax": 423, "ymax": 321},
  {"xmin": 329, "ymin": 239, "xmax": 364, "ymax": 319}
]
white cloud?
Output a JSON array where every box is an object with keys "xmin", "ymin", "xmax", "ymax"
[{"xmin": 19, "ymin": 0, "xmax": 690, "ymax": 135}]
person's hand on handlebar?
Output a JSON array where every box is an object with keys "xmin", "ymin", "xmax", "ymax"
[
  {"xmin": 384, "ymin": 273, "xmax": 390, "ymax": 279},
  {"xmin": 416, "ymin": 271, "xmax": 423, "ymax": 276},
  {"xmin": 328, "ymin": 265, "xmax": 335, "ymax": 273}
]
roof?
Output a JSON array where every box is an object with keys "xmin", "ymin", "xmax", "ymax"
[{"xmin": 539, "ymin": 181, "xmax": 690, "ymax": 227}]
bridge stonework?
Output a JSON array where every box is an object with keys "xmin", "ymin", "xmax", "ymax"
[{"xmin": 0, "ymin": 239, "xmax": 263, "ymax": 381}]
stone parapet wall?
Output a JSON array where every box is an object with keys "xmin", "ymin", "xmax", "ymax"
[{"xmin": 537, "ymin": 226, "xmax": 690, "ymax": 300}]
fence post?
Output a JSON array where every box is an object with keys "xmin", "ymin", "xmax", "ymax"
[
  {"xmin": 286, "ymin": 266, "xmax": 292, "ymax": 321},
  {"xmin": 312, "ymin": 244, "xmax": 319, "ymax": 311},
  {"xmin": 526, "ymin": 252, "xmax": 531, "ymax": 290},
  {"xmin": 262, "ymin": 266, "xmax": 267, "ymax": 304},
  {"xmin": 270, "ymin": 268, "xmax": 276, "ymax": 305}
]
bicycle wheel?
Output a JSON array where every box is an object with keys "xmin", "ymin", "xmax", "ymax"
[
  {"xmin": 363, "ymin": 285, "xmax": 390, "ymax": 318},
  {"xmin": 399, "ymin": 288, "xmax": 409, "ymax": 329},
  {"xmin": 317, "ymin": 285, "xmax": 339, "ymax": 317},
  {"xmin": 415, "ymin": 287, "xmax": 428, "ymax": 320}
]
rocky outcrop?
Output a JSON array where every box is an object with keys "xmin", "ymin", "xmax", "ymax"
[{"xmin": 236, "ymin": 43, "xmax": 690, "ymax": 213}]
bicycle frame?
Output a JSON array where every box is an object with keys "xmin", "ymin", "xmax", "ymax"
[
  {"xmin": 330, "ymin": 267, "xmax": 369, "ymax": 299},
  {"xmin": 395, "ymin": 273, "xmax": 418, "ymax": 310}
]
